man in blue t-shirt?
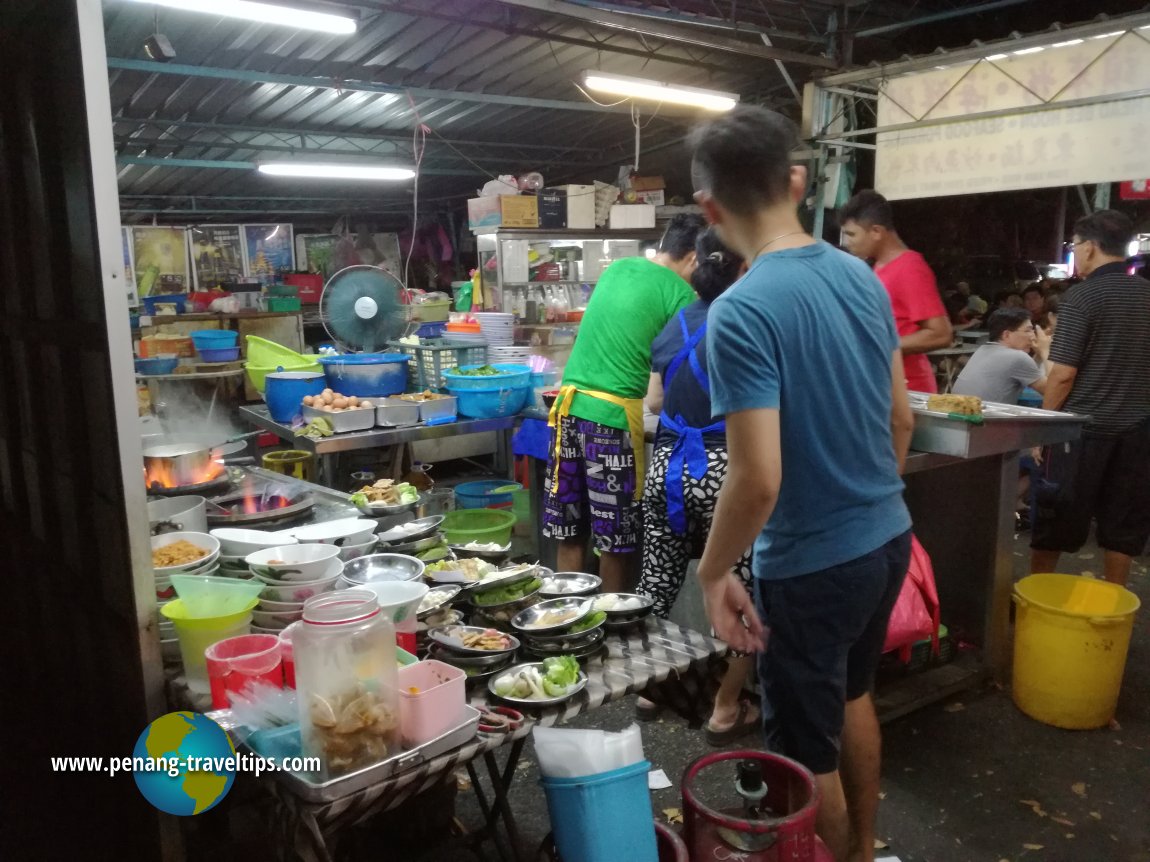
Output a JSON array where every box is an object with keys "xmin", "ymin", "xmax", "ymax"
[{"xmin": 690, "ymin": 105, "xmax": 914, "ymax": 862}]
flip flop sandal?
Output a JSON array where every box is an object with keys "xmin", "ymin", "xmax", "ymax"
[
  {"xmin": 704, "ymin": 701, "xmax": 759, "ymax": 746},
  {"xmin": 634, "ymin": 699, "xmax": 663, "ymax": 722}
]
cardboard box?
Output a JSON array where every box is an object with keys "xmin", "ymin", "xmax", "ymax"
[
  {"xmin": 609, "ymin": 204, "xmax": 656, "ymax": 229},
  {"xmin": 635, "ymin": 189, "xmax": 665, "ymax": 206},
  {"xmin": 467, "ymin": 195, "xmax": 540, "ymax": 229},
  {"xmin": 547, "ymin": 184, "xmax": 596, "ymax": 229},
  {"xmin": 631, "ymin": 175, "xmax": 665, "ymax": 192},
  {"xmin": 537, "ymin": 189, "xmax": 567, "ymax": 229}
]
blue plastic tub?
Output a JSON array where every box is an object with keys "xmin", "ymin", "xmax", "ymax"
[
  {"xmin": 141, "ymin": 294, "xmax": 188, "ymax": 315},
  {"xmin": 198, "ymin": 346, "xmax": 241, "ymax": 362},
  {"xmin": 135, "ymin": 357, "xmax": 178, "ymax": 375},
  {"xmin": 265, "ymin": 371, "xmax": 326, "ymax": 423},
  {"xmin": 318, "ymin": 354, "xmax": 410, "ymax": 397},
  {"xmin": 447, "ymin": 384, "xmax": 531, "ymax": 419},
  {"xmin": 443, "ymin": 363, "xmax": 531, "ymax": 392},
  {"xmin": 190, "ymin": 329, "xmax": 239, "ymax": 350},
  {"xmin": 541, "ymin": 761, "xmax": 657, "ymax": 862},
  {"xmin": 454, "ymin": 480, "xmax": 523, "ymax": 510},
  {"xmin": 416, "ymin": 321, "xmax": 448, "ymax": 338}
]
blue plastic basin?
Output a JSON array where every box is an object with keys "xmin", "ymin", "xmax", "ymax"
[
  {"xmin": 265, "ymin": 371, "xmax": 326, "ymax": 423},
  {"xmin": 318, "ymin": 354, "xmax": 410, "ymax": 397},
  {"xmin": 447, "ymin": 384, "xmax": 531, "ymax": 419}
]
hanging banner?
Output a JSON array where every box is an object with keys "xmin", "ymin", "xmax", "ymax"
[
  {"xmin": 188, "ymin": 225, "xmax": 244, "ymax": 290},
  {"xmin": 875, "ymin": 31, "xmax": 1150, "ymax": 200},
  {"xmin": 301, "ymin": 234, "xmax": 340, "ymax": 280},
  {"xmin": 131, "ymin": 226, "xmax": 189, "ymax": 295},
  {"xmin": 242, "ymin": 223, "xmax": 295, "ymax": 286}
]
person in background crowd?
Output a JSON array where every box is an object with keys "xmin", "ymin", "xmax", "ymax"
[
  {"xmin": 1044, "ymin": 293, "xmax": 1061, "ymax": 333},
  {"xmin": 544, "ymin": 214, "xmax": 705, "ymax": 592},
  {"xmin": 839, "ymin": 190, "xmax": 953, "ymax": 393},
  {"xmin": 1032, "ymin": 210, "xmax": 1150, "ymax": 587},
  {"xmin": 994, "ymin": 290, "xmax": 1025, "ymax": 310},
  {"xmin": 953, "ymin": 308, "xmax": 1050, "ymax": 405},
  {"xmin": 944, "ymin": 292, "xmax": 980, "ymax": 331},
  {"xmin": 1022, "ymin": 284, "xmax": 1048, "ymax": 327},
  {"xmin": 956, "ymin": 280, "xmax": 988, "ymax": 316},
  {"xmin": 636, "ymin": 228, "xmax": 758, "ymax": 744},
  {"xmin": 690, "ymin": 105, "xmax": 914, "ymax": 862}
]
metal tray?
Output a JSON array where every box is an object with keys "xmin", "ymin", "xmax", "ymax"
[
  {"xmin": 487, "ymin": 663, "xmax": 588, "ymax": 707},
  {"xmin": 538, "ymin": 572, "xmax": 602, "ymax": 598},
  {"xmin": 521, "ymin": 627, "xmax": 606, "ymax": 657},
  {"xmin": 521, "ymin": 610, "xmax": 605, "ymax": 642},
  {"xmin": 428, "ymin": 624, "xmax": 520, "ymax": 656},
  {"xmin": 250, "ymin": 704, "xmax": 480, "ymax": 804},
  {"xmin": 417, "ymin": 584, "xmax": 461, "ymax": 619},
  {"xmin": 907, "ymin": 393, "xmax": 1087, "ymax": 459},
  {"xmin": 590, "ymin": 593, "xmax": 655, "ymax": 620},
  {"xmin": 377, "ymin": 515, "xmax": 445, "ymax": 545}
]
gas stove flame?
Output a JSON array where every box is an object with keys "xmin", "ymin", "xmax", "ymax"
[
  {"xmin": 238, "ymin": 477, "xmax": 295, "ymax": 514},
  {"xmin": 143, "ymin": 458, "xmax": 225, "ymax": 490}
]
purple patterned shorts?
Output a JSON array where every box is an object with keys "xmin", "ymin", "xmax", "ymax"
[{"xmin": 543, "ymin": 415, "xmax": 640, "ymax": 553}]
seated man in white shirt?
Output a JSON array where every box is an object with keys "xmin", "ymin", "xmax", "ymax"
[{"xmin": 953, "ymin": 308, "xmax": 1049, "ymax": 404}]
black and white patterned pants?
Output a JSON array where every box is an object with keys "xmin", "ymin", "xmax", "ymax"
[{"xmin": 638, "ymin": 442, "xmax": 754, "ymax": 619}]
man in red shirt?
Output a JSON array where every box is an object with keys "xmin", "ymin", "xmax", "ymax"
[{"xmin": 840, "ymin": 190, "xmax": 953, "ymax": 392}]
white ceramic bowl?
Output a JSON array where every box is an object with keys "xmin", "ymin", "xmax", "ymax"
[
  {"xmin": 251, "ymin": 608, "xmax": 302, "ymax": 629},
  {"xmin": 245, "ymin": 544, "xmax": 341, "ymax": 581},
  {"xmin": 291, "ymin": 518, "xmax": 377, "ymax": 547},
  {"xmin": 211, "ymin": 528, "xmax": 299, "ymax": 557},
  {"xmin": 338, "ymin": 537, "xmax": 378, "ymax": 562},
  {"xmin": 257, "ymin": 572, "xmax": 341, "ymax": 604},
  {"xmin": 257, "ymin": 597, "xmax": 305, "ymax": 612},
  {"xmin": 151, "ymin": 532, "xmax": 221, "ymax": 575}
]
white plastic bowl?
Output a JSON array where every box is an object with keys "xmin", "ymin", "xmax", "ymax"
[
  {"xmin": 252, "ymin": 608, "xmax": 302, "ymax": 630},
  {"xmin": 210, "ymin": 528, "xmax": 299, "ymax": 556},
  {"xmin": 257, "ymin": 571, "xmax": 342, "ymax": 604},
  {"xmin": 291, "ymin": 518, "xmax": 377, "ymax": 547},
  {"xmin": 338, "ymin": 537, "xmax": 378, "ymax": 562},
  {"xmin": 245, "ymin": 544, "xmax": 341, "ymax": 581},
  {"xmin": 151, "ymin": 532, "xmax": 221, "ymax": 575}
]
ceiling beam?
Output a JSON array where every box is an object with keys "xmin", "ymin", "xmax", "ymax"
[
  {"xmin": 487, "ymin": 0, "xmax": 838, "ymax": 67},
  {"xmin": 106, "ymin": 58, "xmax": 636, "ymax": 113},
  {"xmin": 854, "ymin": 0, "xmax": 1032, "ymax": 39}
]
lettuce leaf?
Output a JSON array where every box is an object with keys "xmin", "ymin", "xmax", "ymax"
[{"xmin": 542, "ymin": 655, "xmax": 579, "ymax": 688}]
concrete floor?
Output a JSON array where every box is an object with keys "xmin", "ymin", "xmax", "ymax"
[{"xmin": 396, "ymin": 532, "xmax": 1150, "ymax": 862}]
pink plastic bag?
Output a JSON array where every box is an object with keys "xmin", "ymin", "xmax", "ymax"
[{"xmin": 883, "ymin": 535, "xmax": 940, "ymax": 660}]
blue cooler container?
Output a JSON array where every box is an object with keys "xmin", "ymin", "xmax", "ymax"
[
  {"xmin": 265, "ymin": 371, "xmax": 326, "ymax": 423},
  {"xmin": 318, "ymin": 354, "xmax": 410, "ymax": 397},
  {"xmin": 540, "ymin": 761, "xmax": 657, "ymax": 862}
]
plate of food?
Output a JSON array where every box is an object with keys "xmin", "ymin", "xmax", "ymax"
[
  {"xmin": 424, "ymin": 557, "xmax": 496, "ymax": 584},
  {"xmin": 471, "ymin": 575, "xmax": 543, "ymax": 610},
  {"xmin": 349, "ymin": 479, "xmax": 421, "ymax": 515},
  {"xmin": 488, "ymin": 657, "xmax": 587, "ymax": 706},
  {"xmin": 591, "ymin": 593, "xmax": 654, "ymax": 620},
  {"xmin": 447, "ymin": 540, "xmax": 512, "ymax": 563},
  {"xmin": 417, "ymin": 584, "xmax": 461, "ymax": 619},
  {"xmin": 538, "ymin": 572, "xmax": 602, "ymax": 598},
  {"xmin": 377, "ymin": 515, "xmax": 445, "ymax": 545},
  {"xmin": 521, "ymin": 628, "xmax": 606, "ymax": 660},
  {"xmin": 521, "ymin": 609, "xmax": 606, "ymax": 641},
  {"xmin": 511, "ymin": 597, "xmax": 593, "ymax": 634},
  {"xmin": 428, "ymin": 625, "xmax": 520, "ymax": 656}
]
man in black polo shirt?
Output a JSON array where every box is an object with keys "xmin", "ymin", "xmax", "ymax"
[{"xmin": 1031, "ymin": 210, "xmax": 1150, "ymax": 586}]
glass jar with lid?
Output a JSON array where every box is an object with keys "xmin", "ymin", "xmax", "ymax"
[{"xmin": 294, "ymin": 589, "xmax": 400, "ymax": 778}]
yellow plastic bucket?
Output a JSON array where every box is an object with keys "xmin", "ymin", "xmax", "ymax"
[
  {"xmin": 1012, "ymin": 574, "xmax": 1140, "ymax": 729},
  {"xmin": 262, "ymin": 450, "xmax": 315, "ymax": 482},
  {"xmin": 161, "ymin": 599, "xmax": 258, "ymax": 694}
]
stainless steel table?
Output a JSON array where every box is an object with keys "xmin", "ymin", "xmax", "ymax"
[{"xmin": 239, "ymin": 405, "xmax": 517, "ymax": 487}]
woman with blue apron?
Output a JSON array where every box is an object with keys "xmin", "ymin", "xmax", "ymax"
[{"xmin": 636, "ymin": 229, "xmax": 758, "ymax": 745}]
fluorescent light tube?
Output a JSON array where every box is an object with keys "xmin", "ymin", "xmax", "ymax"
[
  {"xmin": 126, "ymin": 0, "xmax": 357, "ymax": 34},
  {"xmin": 258, "ymin": 163, "xmax": 415, "ymax": 180},
  {"xmin": 985, "ymin": 53, "xmax": 1009, "ymax": 61},
  {"xmin": 582, "ymin": 72, "xmax": 738, "ymax": 111},
  {"xmin": 1012, "ymin": 46, "xmax": 1045, "ymax": 55}
]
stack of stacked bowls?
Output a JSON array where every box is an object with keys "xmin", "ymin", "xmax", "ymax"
[
  {"xmin": 291, "ymin": 518, "xmax": 379, "ymax": 562},
  {"xmin": 246, "ymin": 545, "xmax": 343, "ymax": 633},
  {"xmin": 152, "ymin": 532, "xmax": 221, "ymax": 664},
  {"xmin": 211, "ymin": 528, "xmax": 298, "ymax": 577}
]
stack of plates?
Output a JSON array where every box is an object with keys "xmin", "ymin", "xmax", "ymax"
[
  {"xmin": 474, "ymin": 312, "xmax": 515, "ymax": 347},
  {"xmin": 488, "ymin": 346, "xmax": 533, "ymax": 364}
]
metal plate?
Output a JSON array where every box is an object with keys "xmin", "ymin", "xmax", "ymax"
[
  {"xmin": 521, "ymin": 627, "xmax": 606, "ymax": 656},
  {"xmin": 385, "ymin": 532, "xmax": 446, "ymax": 554},
  {"xmin": 417, "ymin": 584, "xmax": 461, "ymax": 619},
  {"xmin": 377, "ymin": 515, "xmax": 445, "ymax": 544},
  {"xmin": 538, "ymin": 572, "xmax": 601, "ymax": 598},
  {"xmin": 356, "ymin": 496, "xmax": 421, "ymax": 517},
  {"xmin": 461, "ymin": 654, "xmax": 518, "ymax": 685},
  {"xmin": 427, "ymin": 625, "xmax": 520, "ymax": 656},
  {"xmin": 511, "ymin": 597, "xmax": 593, "ymax": 634},
  {"xmin": 447, "ymin": 542, "xmax": 512, "ymax": 564},
  {"xmin": 470, "ymin": 578, "xmax": 543, "ymax": 611},
  {"xmin": 590, "ymin": 593, "xmax": 655, "ymax": 620},
  {"xmin": 521, "ymin": 610, "xmax": 605, "ymax": 642},
  {"xmin": 487, "ymin": 663, "xmax": 588, "ymax": 707}
]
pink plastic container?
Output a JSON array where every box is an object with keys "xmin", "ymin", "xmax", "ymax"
[
  {"xmin": 398, "ymin": 659, "xmax": 466, "ymax": 747},
  {"xmin": 205, "ymin": 634, "xmax": 283, "ymax": 709},
  {"xmin": 278, "ymin": 622, "xmax": 300, "ymax": 689}
]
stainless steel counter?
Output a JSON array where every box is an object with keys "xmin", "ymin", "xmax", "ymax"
[{"xmin": 239, "ymin": 405, "xmax": 517, "ymax": 487}]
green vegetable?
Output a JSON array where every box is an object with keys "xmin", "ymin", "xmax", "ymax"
[
  {"xmin": 473, "ymin": 577, "xmax": 541, "ymax": 607},
  {"xmin": 493, "ymin": 676, "xmax": 516, "ymax": 696},
  {"xmin": 449, "ymin": 365, "xmax": 504, "ymax": 377},
  {"xmin": 542, "ymin": 679, "xmax": 567, "ymax": 698},
  {"xmin": 542, "ymin": 655, "xmax": 580, "ymax": 689},
  {"xmin": 567, "ymin": 611, "xmax": 605, "ymax": 634},
  {"xmin": 350, "ymin": 492, "xmax": 368, "ymax": 509}
]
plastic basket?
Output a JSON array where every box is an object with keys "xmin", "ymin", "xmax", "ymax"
[
  {"xmin": 388, "ymin": 339, "xmax": 488, "ymax": 391},
  {"xmin": 541, "ymin": 761, "xmax": 657, "ymax": 862},
  {"xmin": 267, "ymin": 297, "xmax": 302, "ymax": 312},
  {"xmin": 441, "ymin": 508, "xmax": 517, "ymax": 546},
  {"xmin": 454, "ymin": 480, "xmax": 521, "ymax": 510}
]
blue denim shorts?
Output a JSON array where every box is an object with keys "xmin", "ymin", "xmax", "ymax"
[{"xmin": 754, "ymin": 530, "xmax": 912, "ymax": 774}]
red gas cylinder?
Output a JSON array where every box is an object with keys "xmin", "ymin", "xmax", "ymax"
[{"xmin": 682, "ymin": 750, "xmax": 833, "ymax": 862}]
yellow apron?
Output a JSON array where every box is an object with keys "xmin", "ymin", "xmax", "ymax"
[{"xmin": 548, "ymin": 385, "xmax": 647, "ymax": 502}]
